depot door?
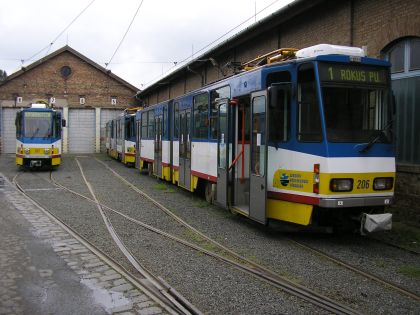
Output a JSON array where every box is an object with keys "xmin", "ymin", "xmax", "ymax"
[
  {"xmin": 179, "ymin": 110, "xmax": 191, "ymax": 189},
  {"xmin": 249, "ymin": 91, "xmax": 267, "ymax": 224},
  {"xmin": 154, "ymin": 115, "xmax": 163, "ymax": 177}
]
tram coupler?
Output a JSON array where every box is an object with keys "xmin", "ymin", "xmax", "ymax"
[{"xmin": 360, "ymin": 213, "xmax": 392, "ymax": 235}]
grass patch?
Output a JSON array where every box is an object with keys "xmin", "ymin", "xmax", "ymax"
[
  {"xmin": 153, "ymin": 183, "xmax": 168, "ymax": 191},
  {"xmin": 369, "ymin": 221, "xmax": 420, "ymax": 253},
  {"xmin": 194, "ymin": 200, "xmax": 210, "ymax": 208},
  {"xmin": 398, "ymin": 265, "xmax": 420, "ymax": 278},
  {"xmin": 375, "ymin": 260, "xmax": 386, "ymax": 268}
]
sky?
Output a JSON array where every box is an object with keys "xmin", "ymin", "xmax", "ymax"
[{"xmin": 0, "ymin": 0, "xmax": 294, "ymax": 90}]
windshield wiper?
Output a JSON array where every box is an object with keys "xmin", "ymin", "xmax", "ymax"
[{"xmin": 359, "ymin": 120, "xmax": 393, "ymax": 153}]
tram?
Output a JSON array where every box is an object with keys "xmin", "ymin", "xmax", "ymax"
[
  {"xmin": 106, "ymin": 108, "xmax": 138, "ymax": 166},
  {"xmin": 15, "ymin": 102, "xmax": 64, "ymax": 168},
  {"xmin": 133, "ymin": 44, "xmax": 395, "ymax": 232}
]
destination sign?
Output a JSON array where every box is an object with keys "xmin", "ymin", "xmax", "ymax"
[
  {"xmin": 318, "ymin": 63, "xmax": 388, "ymax": 86},
  {"xmin": 25, "ymin": 112, "xmax": 51, "ymax": 118}
]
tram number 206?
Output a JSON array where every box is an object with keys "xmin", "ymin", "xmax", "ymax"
[{"xmin": 357, "ymin": 179, "xmax": 370, "ymax": 189}]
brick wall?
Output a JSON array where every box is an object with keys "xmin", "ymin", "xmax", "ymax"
[{"xmin": 0, "ymin": 50, "xmax": 138, "ymax": 109}]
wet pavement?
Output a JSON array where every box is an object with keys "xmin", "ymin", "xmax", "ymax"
[{"xmin": 0, "ymin": 173, "xmax": 166, "ymax": 315}]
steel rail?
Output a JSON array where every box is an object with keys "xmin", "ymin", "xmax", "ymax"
[
  {"xmin": 95, "ymin": 158, "xmax": 420, "ymax": 303},
  {"xmin": 287, "ymin": 238, "xmax": 420, "ymax": 302},
  {"xmin": 75, "ymin": 159, "xmax": 362, "ymax": 315},
  {"xmin": 73, "ymin": 158, "xmax": 200, "ymax": 315},
  {"xmin": 11, "ymin": 172, "xmax": 186, "ymax": 315}
]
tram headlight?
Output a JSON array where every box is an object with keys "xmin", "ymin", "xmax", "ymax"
[
  {"xmin": 330, "ymin": 178, "xmax": 353, "ymax": 192},
  {"xmin": 24, "ymin": 148, "xmax": 30, "ymax": 154},
  {"xmin": 373, "ymin": 177, "xmax": 393, "ymax": 190},
  {"xmin": 44, "ymin": 148, "xmax": 50, "ymax": 155}
]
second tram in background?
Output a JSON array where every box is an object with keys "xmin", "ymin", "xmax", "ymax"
[
  {"xmin": 108, "ymin": 44, "xmax": 396, "ymax": 233},
  {"xmin": 15, "ymin": 102, "xmax": 65, "ymax": 169},
  {"xmin": 106, "ymin": 108, "xmax": 138, "ymax": 166}
]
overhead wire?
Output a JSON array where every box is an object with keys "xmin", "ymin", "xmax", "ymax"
[
  {"xmin": 22, "ymin": 0, "xmax": 97, "ymax": 65},
  {"xmin": 143, "ymin": 0, "xmax": 283, "ymax": 87},
  {"xmin": 106, "ymin": 0, "xmax": 145, "ymax": 68}
]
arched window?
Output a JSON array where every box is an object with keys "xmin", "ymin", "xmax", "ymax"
[
  {"xmin": 383, "ymin": 37, "xmax": 420, "ymax": 77},
  {"xmin": 382, "ymin": 37, "xmax": 420, "ymax": 165}
]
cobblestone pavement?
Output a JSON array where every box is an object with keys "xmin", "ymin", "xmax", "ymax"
[{"xmin": 0, "ymin": 173, "xmax": 168, "ymax": 315}]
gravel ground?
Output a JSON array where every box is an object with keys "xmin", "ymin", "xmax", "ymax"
[
  {"xmin": 94, "ymin": 154, "xmax": 420, "ymax": 314},
  {"xmin": 2, "ymin": 153, "xmax": 419, "ymax": 314},
  {"xmin": 3, "ymin": 155, "xmax": 324, "ymax": 315}
]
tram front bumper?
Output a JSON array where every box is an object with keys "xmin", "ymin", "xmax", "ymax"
[{"xmin": 318, "ymin": 196, "xmax": 394, "ymax": 208}]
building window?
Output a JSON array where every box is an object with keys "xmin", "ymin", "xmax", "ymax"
[
  {"xmin": 16, "ymin": 96, "xmax": 23, "ymax": 103},
  {"xmin": 111, "ymin": 97, "xmax": 117, "ymax": 105},
  {"xmin": 60, "ymin": 66, "xmax": 72, "ymax": 79},
  {"xmin": 383, "ymin": 37, "xmax": 420, "ymax": 165}
]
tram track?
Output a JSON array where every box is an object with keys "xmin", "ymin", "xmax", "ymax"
[
  {"xmin": 12, "ymin": 171, "xmax": 201, "ymax": 315},
  {"xmin": 94, "ymin": 157, "xmax": 420, "ymax": 303},
  {"xmin": 12, "ymin": 157, "xmax": 419, "ymax": 314},
  {"xmin": 42, "ymin": 157, "xmax": 362, "ymax": 314}
]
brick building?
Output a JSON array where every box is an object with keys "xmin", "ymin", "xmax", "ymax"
[
  {"xmin": 0, "ymin": 45, "xmax": 139, "ymax": 153},
  {"xmin": 136, "ymin": 0, "xmax": 420, "ymax": 214}
]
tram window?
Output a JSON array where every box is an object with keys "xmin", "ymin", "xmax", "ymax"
[
  {"xmin": 174, "ymin": 102, "xmax": 179, "ymax": 139},
  {"xmin": 251, "ymin": 96, "xmax": 266, "ymax": 176},
  {"xmin": 141, "ymin": 112, "xmax": 148, "ymax": 138},
  {"xmin": 148, "ymin": 110, "xmax": 155, "ymax": 138},
  {"xmin": 323, "ymin": 87, "xmax": 390, "ymax": 143},
  {"xmin": 163, "ymin": 107, "xmax": 168, "ymax": 138},
  {"xmin": 193, "ymin": 93, "xmax": 209, "ymax": 139},
  {"xmin": 15, "ymin": 113, "xmax": 22, "ymax": 137},
  {"xmin": 269, "ymin": 84, "xmax": 291, "ymax": 143},
  {"xmin": 210, "ymin": 86, "xmax": 231, "ymax": 139},
  {"xmin": 54, "ymin": 114, "xmax": 61, "ymax": 138},
  {"xmin": 125, "ymin": 116, "xmax": 135, "ymax": 139},
  {"xmin": 297, "ymin": 64, "xmax": 323, "ymax": 142}
]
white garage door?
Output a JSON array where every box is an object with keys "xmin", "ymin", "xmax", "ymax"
[
  {"xmin": 69, "ymin": 109, "xmax": 95, "ymax": 153},
  {"xmin": 100, "ymin": 109, "xmax": 122, "ymax": 152},
  {"xmin": 1, "ymin": 108, "xmax": 19, "ymax": 154}
]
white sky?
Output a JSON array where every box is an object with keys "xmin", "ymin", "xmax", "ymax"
[{"xmin": 0, "ymin": 0, "xmax": 294, "ymax": 89}]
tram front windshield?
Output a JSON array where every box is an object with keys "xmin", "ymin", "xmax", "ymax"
[
  {"xmin": 24, "ymin": 112, "xmax": 52, "ymax": 138},
  {"xmin": 318, "ymin": 62, "xmax": 392, "ymax": 144}
]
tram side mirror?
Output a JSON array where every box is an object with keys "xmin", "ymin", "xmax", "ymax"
[{"xmin": 62, "ymin": 119, "xmax": 66, "ymax": 127}]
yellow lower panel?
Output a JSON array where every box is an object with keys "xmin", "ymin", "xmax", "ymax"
[
  {"xmin": 124, "ymin": 155, "xmax": 135, "ymax": 164},
  {"xmin": 110, "ymin": 150, "xmax": 118, "ymax": 159},
  {"xmin": 191, "ymin": 175, "xmax": 199, "ymax": 191},
  {"xmin": 267, "ymin": 199, "xmax": 313, "ymax": 226},
  {"xmin": 172, "ymin": 169, "xmax": 179, "ymax": 184},
  {"xmin": 162, "ymin": 166, "xmax": 171, "ymax": 182},
  {"xmin": 16, "ymin": 156, "xmax": 23, "ymax": 165},
  {"xmin": 52, "ymin": 157, "xmax": 60, "ymax": 166}
]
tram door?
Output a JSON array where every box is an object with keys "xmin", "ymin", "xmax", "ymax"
[
  {"xmin": 179, "ymin": 110, "xmax": 191, "ymax": 189},
  {"xmin": 154, "ymin": 114, "xmax": 163, "ymax": 177},
  {"xmin": 216, "ymin": 101, "xmax": 230, "ymax": 208},
  {"xmin": 249, "ymin": 91, "xmax": 267, "ymax": 224}
]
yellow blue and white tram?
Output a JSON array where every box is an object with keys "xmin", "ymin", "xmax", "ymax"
[
  {"xmin": 129, "ymin": 44, "xmax": 395, "ymax": 232},
  {"xmin": 15, "ymin": 103, "xmax": 64, "ymax": 168},
  {"xmin": 106, "ymin": 108, "xmax": 138, "ymax": 166}
]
